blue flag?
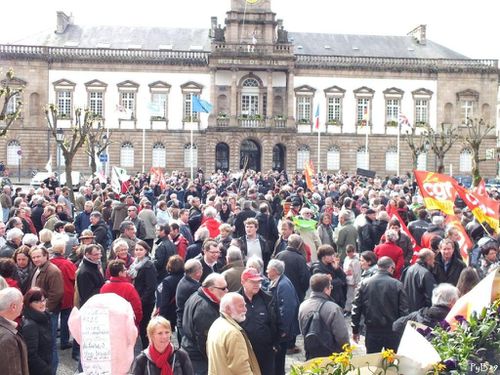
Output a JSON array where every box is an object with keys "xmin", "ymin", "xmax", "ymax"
[{"xmin": 192, "ymin": 95, "xmax": 213, "ymax": 113}]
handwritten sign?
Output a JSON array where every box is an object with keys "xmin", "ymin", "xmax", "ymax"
[{"xmin": 81, "ymin": 307, "xmax": 112, "ymax": 375}]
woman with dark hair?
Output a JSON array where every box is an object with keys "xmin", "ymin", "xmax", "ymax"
[
  {"xmin": 456, "ymin": 266, "xmax": 481, "ymax": 296},
  {"xmin": 13, "ymin": 245, "xmax": 34, "ymax": 293},
  {"xmin": 360, "ymin": 250, "xmax": 378, "ymax": 279},
  {"xmin": 129, "ymin": 240, "xmax": 157, "ymax": 349},
  {"xmin": 0, "ymin": 257, "xmax": 20, "ymax": 289},
  {"xmin": 316, "ymin": 213, "xmax": 336, "ymax": 249},
  {"xmin": 21, "ymin": 287, "xmax": 53, "ymax": 375},
  {"xmin": 55, "ymin": 203, "xmax": 72, "ymax": 223},
  {"xmin": 157, "ymin": 255, "xmax": 184, "ymax": 332},
  {"xmin": 217, "ymin": 201, "xmax": 233, "ymax": 223}
]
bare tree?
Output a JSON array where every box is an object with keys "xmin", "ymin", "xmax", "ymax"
[
  {"xmin": 0, "ymin": 69, "xmax": 23, "ymax": 137},
  {"xmin": 462, "ymin": 118, "xmax": 495, "ymax": 186},
  {"xmin": 45, "ymin": 105, "xmax": 97, "ymax": 202},
  {"xmin": 85, "ymin": 122, "xmax": 111, "ymax": 175},
  {"xmin": 403, "ymin": 125, "xmax": 428, "ymax": 171},
  {"xmin": 425, "ymin": 122, "xmax": 460, "ymax": 173}
]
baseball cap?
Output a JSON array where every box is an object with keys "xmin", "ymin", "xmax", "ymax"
[{"xmin": 241, "ymin": 268, "xmax": 263, "ymax": 282}]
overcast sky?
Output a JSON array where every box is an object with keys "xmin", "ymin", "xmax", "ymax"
[{"xmin": 1, "ymin": 0, "xmax": 498, "ymax": 61}]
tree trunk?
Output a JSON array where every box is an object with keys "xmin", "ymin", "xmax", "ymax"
[
  {"xmin": 472, "ymin": 154, "xmax": 481, "ymax": 186},
  {"xmin": 64, "ymin": 156, "xmax": 75, "ymax": 203},
  {"xmin": 437, "ymin": 154, "xmax": 445, "ymax": 174},
  {"xmin": 90, "ymin": 154, "xmax": 97, "ymax": 176}
]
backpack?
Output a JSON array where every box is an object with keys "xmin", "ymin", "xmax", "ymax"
[{"xmin": 303, "ymin": 300, "xmax": 336, "ymax": 359}]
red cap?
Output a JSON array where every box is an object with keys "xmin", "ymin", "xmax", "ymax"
[{"xmin": 241, "ymin": 267, "xmax": 263, "ymax": 282}]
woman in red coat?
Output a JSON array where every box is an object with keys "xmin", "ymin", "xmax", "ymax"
[{"xmin": 373, "ymin": 229, "xmax": 405, "ymax": 279}]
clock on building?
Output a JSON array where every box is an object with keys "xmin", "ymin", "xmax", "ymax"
[{"xmin": 246, "ymin": 0, "xmax": 262, "ymax": 4}]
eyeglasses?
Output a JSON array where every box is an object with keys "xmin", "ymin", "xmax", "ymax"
[{"xmin": 212, "ymin": 285, "xmax": 228, "ymax": 291}]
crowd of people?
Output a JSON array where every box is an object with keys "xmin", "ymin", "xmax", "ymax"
[{"xmin": 0, "ymin": 168, "xmax": 498, "ymax": 375}]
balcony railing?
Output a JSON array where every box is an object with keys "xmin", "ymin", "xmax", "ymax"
[
  {"xmin": 212, "ymin": 42, "xmax": 293, "ymax": 55},
  {"xmin": 239, "ymin": 118, "xmax": 265, "ymax": 128}
]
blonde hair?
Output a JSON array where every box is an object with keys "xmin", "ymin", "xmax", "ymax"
[{"xmin": 146, "ymin": 316, "xmax": 171, "ymax": 340}]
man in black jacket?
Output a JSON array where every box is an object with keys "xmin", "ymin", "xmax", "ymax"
[
  {"xmin": 234, "ymin": 200, "xmax": 257, "ymax": 237},
  {"xmin": 359, "ymin": 209, "xmax": 378, "ymax": 251},
  {"xmin": 432, "ymin": 238, "xmax": 466, "ymax": 286},
  {"xmin": 181, "ymin": 273, "xmax": 227, "ymax": 375},
  {"xmin": 352, "ymin": 256, "xmax": 409, "ymax": 353},
  {"xmin": 153, "ymin": 224, "xmax": 177, "ymax": 283},
  {"xmin": 403, "ymin": 249, "xmax": 436, "ymax": 312},
  {"xmin": 237, "ymin": 268, "xmax": 278, "ymax": 375},
  {"xmin": 239, "ymin": 217, "xmax": 271, "ymax": 268}
]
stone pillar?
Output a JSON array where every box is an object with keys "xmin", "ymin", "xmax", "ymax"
[
  {"xmin": 230, "ymin": 68, "xmax": 238, "ymax": 127},
  {"xmin": 286, "ymin": 68, "xmax": 295, "ymax": 128},
  {"xmin": 208, "ymin": 68, "xmax": 216, "ymax": 126},
  {"xmin": 266, "ymin": 70, "xmax": 273, "ymax": 127}
]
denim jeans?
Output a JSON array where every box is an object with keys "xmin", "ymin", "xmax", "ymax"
[
  {"xmin": 59, "ymin": 308, "xmax": 71, "ymax": 346},
  {"xmin": 49, "ymin": 312, "xmax": 59, "ymax": 375}
]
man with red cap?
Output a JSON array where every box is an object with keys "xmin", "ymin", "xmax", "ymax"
[{"xmin": 237, "ymin": 267, "xmax": 278, "ymax": 375}]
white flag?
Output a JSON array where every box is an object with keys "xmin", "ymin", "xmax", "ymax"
[
  {"xmin": 45, "ymin": 157, "xmax": 52, "ymax": 173},
  {"xmin": 115, "ymin": 104, "xmax": 132, "ymax": 119}
]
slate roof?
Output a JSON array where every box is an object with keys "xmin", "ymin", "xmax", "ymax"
[{"xmin": 13, "ymin": 24, "xmax": 469, "ymax": 60}]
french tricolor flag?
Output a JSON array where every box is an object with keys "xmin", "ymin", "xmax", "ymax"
[{"xmin": 314, "ymin": 104, "xmax": 320, "ymax": 130}]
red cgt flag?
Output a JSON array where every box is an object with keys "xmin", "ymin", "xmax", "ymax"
[
  {"xmin": 304, "ymin": 160, "xmax": 315, "ymax": 191},
  {"xmin": 445, "ymin": 215, "xmax": 473, "ymax": 265},
  {"xmin": 390, "ymin": 213, "xmax": 421, "ymax": 264},
  {"xmin": 414, "ymin": 170, "xmax": 458, "ymax": 215},
  {"xmin": 454, "ymin": 183, "xmax": 499, "ymax": 234}
]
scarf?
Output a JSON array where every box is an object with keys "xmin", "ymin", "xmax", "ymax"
[
  {"xmin": 128, "ymin": 256, "xmax": 148, "ymax": 279},
  {"xmin": 202, "ymin": 287, "xmax": 221, "ymax": 304},
  {"xmin": 148, "ymin": 343, "xmax": 173, "ymax": 375}
]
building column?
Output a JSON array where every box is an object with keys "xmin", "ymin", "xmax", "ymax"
[
  {"xmin": 230, "ymin": 68, "xmax": 238, "ymax": 127},
  {"xmin": 208, "ymin": 68, "xmax": 217, "ymax": 126},
  {"xmin": 286, "ymin": 68, "xmax": 294, "ymax": 128},
  {"xmin": 266, "ymin": 70, "xmax": 273, "ymax": 127}
]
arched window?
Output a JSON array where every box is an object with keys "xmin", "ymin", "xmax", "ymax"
[
  {"xmin": 243, "ymin": 78, "xmax": 259, "ymax": 87},
  {"xmin": 356, "ymin": 146, "xmax": 369, "ymax": 170},
  {"xmin": 120, "ymin": 142, "xmax": 134, "ymax": 168},
  {"xmin": 6, "ymin": 140, "xmax": 21, "ymax": 166},
  {"xmin": 29, "ymin": 92, "xmax": 40, "ymax": 116},
  {"xmin": 296, "ymin": 145, "xmax": 310, "ymax": 170},
  {"xmin": 385, "ymin": 147, "xmax": 398, "ymax": 172},
  {"xmin": 184, "ymin": 144, "xmax": 198, "ymax": 169},
  {"xmin": 241, "ymin": 77, "xmax": 261, "ymax": 116},
  {"xmin": 417, "ymin": 153, "xmax": 427, "ymax": 170},
  {"xmin": 327, "ymin": 146, "xmax": 340, "ymax": 171},
  {"xmin": 152, "ymin": 143, "xmax": 166, "ymax": 168},
  {"xmin": 215, "ymin": 143, "xmax": 230, "ymax": 171},
  {"xmin": 459, "ymin": 149, "xmax": 472, "ymax": 173}
]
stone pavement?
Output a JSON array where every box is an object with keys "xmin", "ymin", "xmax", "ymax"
[{"xmin": 57, "ymin": 317, "xmax": 366, "ymax": 374}]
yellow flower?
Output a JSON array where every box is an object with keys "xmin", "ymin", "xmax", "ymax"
[
  {"xmin": 342, "ymin": 343, "xmax": 354, "ymax": 354},
  {"xmin": 311, "ymin": 359, "xmax": 323, "ymax": 369},
  {"xmin": 333, "ymin": 352, "xmax": 351, "ymax": 367},
  {"xmin": 432, "ymin": 362, "xmax": 447, "ymax": 374},
  {"xmin": 381, "ymin": 349, "xmax": 396, "ymax": 364}
]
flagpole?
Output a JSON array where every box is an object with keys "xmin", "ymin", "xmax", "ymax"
[
  {"xmin": 397, "ymin": 123, "xmax": 401, "ymax": 177},
  {"xmin": 142, "ymin": 128, "xmax": 145, "ymax": 173},
  {"xmin": 190, "ymin": 127, "xmax": 194, "ymax": 181},
  {"xmin": 317, "ymin": 122, "xmax": 321, "ymax": 173},
  {"xmin": 365, "ymin": 126, "xmax": 369, "ymax": 168}
]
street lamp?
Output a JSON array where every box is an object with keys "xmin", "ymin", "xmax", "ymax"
[
  {"xmin": 56, "ymin": 128, "xmax": 64, "ymax": 176},
  {"xmin": 102, "ymin": 132, "xmax": 108, "ymax": 178}
]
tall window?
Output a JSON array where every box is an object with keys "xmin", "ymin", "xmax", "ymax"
[
  {"xmin": 296, "ymin": 96, "xmax": 312, "ymax": 123},
  {"xmin": 386, "ymin": 99, "xmax": 400, "ymax": 123},
  {"xmin": 151, "ymin": 93, "xmax": 168, "ymax": 119},
  {"xmin": 117, "ymin": 80, "xmax": 139, "ymax": 120},
  {"xmin": 215, "ymin": 143, "xmax": 230, "ymax": 172},
  {"xmin": 415, "ymin": 99, "xmax": 429, "ymax": 124},
  {"xmin": 6, "ymin": 140, "xmax": 21, "ymax": 166},
  {"xmin": 89, "ymin": 91, "xmax": 104, "ymax": 117},
  {"xmin": 120, "ymin": 142, "xmax": 134, "ymax": 167},
  {"xmin": 356, "ymin": 98, "xmax": 370, "ymax": 124},
  {"xmin": 385, "ymin": 147, "xmax": 398, "ymax": 171},
  {"xmin": 327, "ymin": 97, "xmax": 342, "ymax": 123},
  {"xmin": 57, "ymin": 90, "xmax": 72, "ymax": 117},
  {"xmin": 327, "ymin": 146, "xmax": 340, "ymax": 170},
  {"xmin": 459, "ymin": 149, "xmax": 472, "ymax": 172},
  {"xmin": 296, "ymin": 145, "xmax": 310, "ymax": 170},
  {"xmin": 356, "ymin": 146, "xmax": 369, "ymax": 170},
  {"xmin": 152, "ymin": 143, "xmax": 166, "ymax": 168},
  {"xmin": 461, "ymin": 100, "xmax": 474, "ymax": 122},
  {"xmin": 184, "ymin": 144, "xmax": 198, "ymax": 168},
  {"xmin": 457, "ymin": 89, "xmax": 479, "ymax": 124},
  {"xmin": 6, "ymin": 93, "xmax": 20, "ymax": 114},
  {"xmin": 241, "ymin": 78, "xmax": 260, "ymax": 116},
  {"xmin": 121, "ymin": 92, "xmax": 135, "ymax": 113},
  {"xmin": 183, "ymin": 94, "xmax": 199, "ymax": 122}
]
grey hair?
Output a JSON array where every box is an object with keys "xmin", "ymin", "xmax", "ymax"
[
  {"xmin": 113, "ymin": 239, "xmax": 129, "ymax": 252},
  {"xmin": 246, "ymin": 256, "xmax": 263, "ymax": 273},
  {"xmin": 22, "ymin": 233, "xmax": 39, "ymax": 247},
  {"xmin": 385, "ymin": 229, "xmax": 399, "ymax": 242},
  {"xmin": 340, "ymin": 210, "xmax": 354, "ymax": 221},
  {"xmin": 432, "ymin": 283, "xmax": 459, "ymax": 306},
  {"xmin": 0, "ymin": 287, "xmax": 23, "ymax": 311},
  {"xmin": 377, "ymin": 256, "xmax": 395, "ymax": 271},
  {"xmin": 418, "ymin": 248, "xmax": 434, "ymax": 262},
  {"xmin": 203, "ymin": 206, "xmax": 217, "ymax": 218},
  {"xmin": 267, "ymin": 259, "xmax": 285, "ymax": 275},
  {"xmin": 219, "ymin": 292, "xmax": 244, "ymax": 314},
  {"xmin": 226, "ymin": 246, "xmax": 243, "ymax": 262},
  {"xmin": 184, "ymin": 259, "xmax": 202, "ymax": 276},
  {"xmin": 194, "ymin": 227, "xmax": 210, "ymax": 242},
  {"xmin": 6, "ymin": 228, "xmax": 23, "ymax": 241},
  {"xmin": 0, "ymin": 276, "xmax": 8, "ymax": 291},
  {"xmin": 119, "ymin": 220, "xmax": 135, "ymax": 233}
]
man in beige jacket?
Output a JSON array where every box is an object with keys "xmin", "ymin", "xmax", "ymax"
[{"xmin": 206, "ymin": 292, "xmax": 261, "ymax": 375}]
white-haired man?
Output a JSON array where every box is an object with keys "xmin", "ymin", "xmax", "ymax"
[
  {"xmin": 206, "ymin": 292, "xmax": 261, "ymax": 375},
  {"xmin": 0, "ymin": 227, "xmax": 23, "ymax": 258}
]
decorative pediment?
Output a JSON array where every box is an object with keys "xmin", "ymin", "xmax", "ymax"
[
  {"xmin": 149, "ymin": 81, "xmax": 171, "ymax": 90},
  {"xmin": 412, "ymin": 88, "xmax": 433, "ymax": 98},
  {"xmin": 353, "ymin": 86, "xmax": 375, "ymax": 96},
  {"xmin": 383, "ymin": 87, "xmax": 404, "ymax": 97},
  {"xmin": 52, "ymin": 79, "xmax": 76, "ymax": 88},
  {"xmin": 1, "ymin": 77, "xmax": 27, "ymax": 87},
  {"xmin": 456, "ymin": 89, "xmax": 479, "ymax": 101},
  {"xmin": 324, "ymin": 85, "xmax": 346, "ymax": 96},
  {"xmin": 117, "ymin": 80, "xmax": 139, "ymax": 89},
  {"xmin": 85, "ymin": 79, "xmax": 108, "ymax": 88},
  {"xmin": 180, "ymin": 81, "xmax": 204, "ymax": 92},
  {"xmin": 294, "ymin": 85, "xmax": 316, "ymax": 94}
]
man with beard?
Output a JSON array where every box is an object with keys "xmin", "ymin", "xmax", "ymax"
[{"xmin": 206, "ymin": 292, "xmax": 261, "ymax": 375}]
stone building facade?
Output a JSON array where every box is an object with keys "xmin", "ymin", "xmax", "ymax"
[{"xmin": 1, "ymin": 0, "xmax": 499, "ymax": 179}]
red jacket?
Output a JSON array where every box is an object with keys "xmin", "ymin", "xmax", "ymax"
[
  {"xmin": 200, "ymin": 217, "xmax": 221, "ymax": 239},
  {"xmin": 100, "ymin": 276, "xmax": 143, "ymax": 326},
  {"xmin": 50, "ymin": 255, "xmax": 77, "ymax": 310},
  {"xmin": 374, "ymin": 241, "xmax": 405, "ymax": 279},
  {"xmin": 171, "ymin": 234, "xmax": 189, "ymax": 259}
]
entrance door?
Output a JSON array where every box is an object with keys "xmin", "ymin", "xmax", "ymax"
[
  {"xmin": 272, "ymin": 144, "xmax": 286, "ymax": 171},
  {"xmin": 240, "ymin": 139, "xmax": 261, "ymax": 171}
]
